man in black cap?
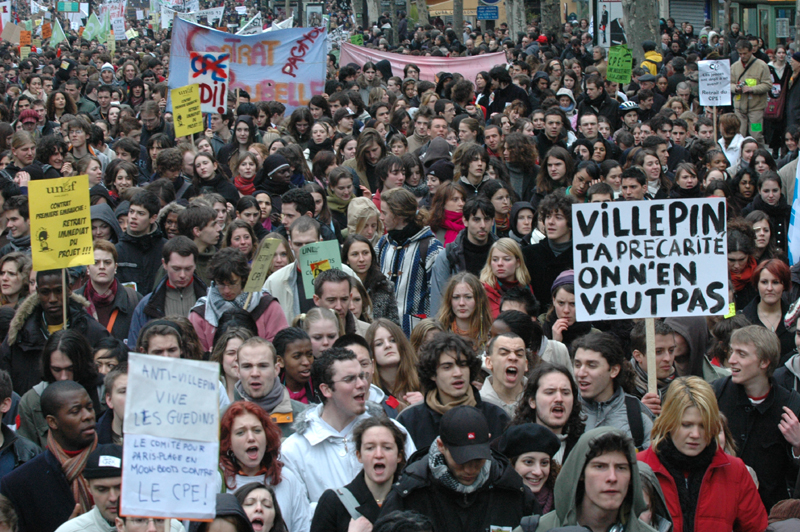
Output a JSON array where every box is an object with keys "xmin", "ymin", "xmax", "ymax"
[
  {"xmin": 55, "ymin": 444, "xmax": 122, "ymax": 532},
  {"xmin": 381, "ymin": 405, "xmax": 536, "ymax": 532},
  {"xmin": 632, "ymin": 74, "xmax": 667, "ymax": 113}
]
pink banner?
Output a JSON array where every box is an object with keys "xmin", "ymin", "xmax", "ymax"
[{"xmin": 339, "ymin": 43, "xmax": 506, "ymax": 83}]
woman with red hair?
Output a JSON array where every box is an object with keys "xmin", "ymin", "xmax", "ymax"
[
  {"xmin": 217, "ymin": 401, "xmax": 310, "ymax": 532},
  {"xmin": 742, "ymin": 258, "xmax": 795, "ymax": 363}
]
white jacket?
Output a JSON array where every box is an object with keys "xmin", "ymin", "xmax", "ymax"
[
  {"xmin": 212, "ymin": 468, "xmax": 311, "ymax": 532},
  {"xmin": 263, "ymin": 261, "xmax": 359, "ymax": 325},
  {"xmin": 279, "ymin": 402, "xmax": 416, "ymax": 507},
  {"xmin": 55, "ymin": 507, "xmax": 184, "ymax": 532}
]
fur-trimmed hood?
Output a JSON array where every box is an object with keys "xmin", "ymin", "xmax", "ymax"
[{"xmin": 7, "ymin": 292, "xmax": 91, "ymax": 346}]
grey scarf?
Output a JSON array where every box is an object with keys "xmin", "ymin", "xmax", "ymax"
[
  {"xmin": 235, "ymin": 377, "xmax": 286, "ymax": 413},
  {"xmin": 427, "ymin": 440, "xmax": 490, "ymax": 494},
  {"xmin": 197, "ymin": 283, "xmax": 262, "ymax": 327}
]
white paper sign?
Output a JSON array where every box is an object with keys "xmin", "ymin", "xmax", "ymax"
[
  {"xmin": 235, "ymin": 5, "xmax": 246, "ymax": 14},
  {"xmin": 123, "ymin": 353, "xmax": 220, "ymax": 441},
  {"xmin": 112, "ymin": 17, "xmax": 126, "ymax": 40},
  {"xmin": 136, "ymin": 9, "xmax": 144, "ymax": 19},
  {"xmin": 121, "ymin": 434, "xmax": 219, "ymax": 519},
  {"xmin": 0, "ymin": 1, "xmax": 10, "ymax": 27},
  {"xmin": 698, "ymin": 59, "xmax": 731, "ymax": 106},
  {"xmin": 190, "ymin": 50, "xmax": 230, "ymax": 114},
  {"xmin": 572, "ymin": 198, "xmax": 728, "ymax": 321}
]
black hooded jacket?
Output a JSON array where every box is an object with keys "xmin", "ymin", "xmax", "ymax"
[{"xmin": 115, "ymin": 226, "xmax": 167, "ymax": 295}]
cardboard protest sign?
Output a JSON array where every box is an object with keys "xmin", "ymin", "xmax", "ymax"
[
  {"xmin": 168, "ymin": 17, "xmax": 327, "ymax": 112},
  {"xmin": 244, "ymin": 238, "xmax": 281, "ymax": 292},
  {"xmin": 20, "ymin": 46, "xmax": 30, "ymax": 58},
  {"xmin": 28, "ymin": 176, "xmax": 94, "ymax": 270},
  {"xmin": 188, "ymin": 51, "xmax": 230, "ymax": 114},
  {"xmin": 170, "ymin": 85, "xmax": 204, "ymax": 137},
  {"xmin": 122, "ymin": 353, "xmax": 219, "ymax": 520},
  {"xmin": 19, "ymin": 30, "xmax": 31, "ymax": 45},
  {"xmin": 299, "ymin": 240, "xmax": 343, "ymax": 295},
  {"xmin": 606, "ymin": 45, "xmax": 632, "ymax": 84},
  {"xmin": 350, "ymin": 33, "xmax": 363, "ymax": 45},
  {"xmin": 699, "ymin": 59, "xmax": 731, "ymax": 106},
  {"xmin": 41, "ymin": 22, "xmax": 51, "ymax": 39},
  {"xmin": 572, "ymin": 198, "xmax": 728, "ymax": 321},
  {"xmin": 0, "ymin": 21, "xmax": 18, "ymax": 42}
]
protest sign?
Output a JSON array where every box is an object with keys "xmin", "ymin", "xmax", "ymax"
[
  {"xmin": 170, "ymin": 85, "xmax": 204, "ymax": 137},
  {"xmin": 28, "ymin": 176, "xmax": 94, "ymax": 270},
  {"xmin": 235, "ymin": 5, "xmax": 246, "ymax": 14},
  {"xmin": 236, "ymin": 12, "xmax": 262, "ymax": 35},
  {"xmin": 168, "ymin": 18, "xmax": 327, "ymax": 112},
  {"xmin": 0, "ymin": 1, "xmax": 10, "ymax": 30},
  {"xmin": 339, "ymin": 43, "xmax": 505, "ymax": 83},
  {"xmin": 41, "ymin": 22, "xmax": 51, "ymax": 39},
  {"xmin": 350, "ymin": 33, "xmax": 363, "ymax": 45},
  {"xmin": 112, "ymin": 17, "xmax": 126, "ymax": 40},
  {"xmin": 20, "ymin": 46, "xmax": 30, "ymax": 58},
  {"xmin": 299, "ymin": 240, "xmax": 343, "ymax": 295},
  {"xmin": 19, "ymin": 30, "xmax": 31, "ymax": 45},
  {"xmin": 572, "ymin": 198, "xmax": 728, "ymax": 321},
  {"xmin": 698, "ymin": 59, "xmax": 731, "ymax": 106},
  {"xmin": 0, "ymin": 22, "xmax": 18, "ymax": 42},
  {"xmin": 99, "ymin": 0, "xmax": 126, "ymax": 21},
  {"xmin": 606, "ymin": 45, "xmax": 632, "ymax": 84},
  {"xmin": 136, "ymin": 9, "xmax": 144, "ymax": 19},
  {"xmin": 125, "ymin": 28, "xmax": 138, "ymax": 39},
  {"xmin": 121, "ymin": 353, "xmax": 219, "ymax": 520},
  {"xmin": 244, "ymin": 238, "xmax": 281, "ymax": 292},
  {"xmin": 189, "ymin": 51, "xmax": 230, "ymax": 114}
]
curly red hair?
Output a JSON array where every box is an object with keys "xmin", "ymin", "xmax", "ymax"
[{"xmin": 219, "ymin": 401, "xmax": 283, "ymax": 490}]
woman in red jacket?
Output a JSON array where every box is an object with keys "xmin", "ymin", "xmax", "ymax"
[
  {"xmin": 479, "ymin": 237, "xmax": 534, "ymax": 319},
  {"xmin": 638, "ymin": 376, "xmax": 768, "ymax": 532}
]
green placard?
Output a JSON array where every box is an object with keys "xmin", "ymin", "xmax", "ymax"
[
  {"xmin": 299, "ymin": 240, "xmax": 344, "ymax": 296},
  {"xmin": 350, "ymin": 34, "xmax": 363, "ymax": 46},
  {"xmin": 57, "ymin": 1, "xmax": 80, "ymax": 12},
  {"xmin": 606, "ymin": 45, "xmax": 632, "ymax": 85}
]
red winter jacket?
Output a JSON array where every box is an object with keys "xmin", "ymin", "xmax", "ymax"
[{"xmin": 638, "ymin": 445, "xmax": 768, "ymax": 532}]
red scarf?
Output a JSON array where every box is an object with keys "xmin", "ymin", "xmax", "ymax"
[
  {"xmin": 731, "ymin": 256, "xmax": 758, "ymax": 292},
  {"xmin": 47, "ymin": 430, "xmax": 97, "ymax": 515},
  {"xmin": 442, "ymin": 210, "xmax": 465, "ymax": 244},
  {"xmin": 234, "ymin": 175, "xmax": 256, "ymax": 196},
  {"xmin": 84, "ymin": 277, "xmax": 118, "ymax": 325}
]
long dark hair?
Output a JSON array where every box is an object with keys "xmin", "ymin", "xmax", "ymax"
[
  {"xmin": 41, "ymin": 330, "xmax": 98, "ymax": 389},
  {"xmin": 233, "ymin": 483, "xmax": 287, "ymax": 532},
  {"xmin": 511, "ymin": 362, "xmax": 585, "ymax": 459},
  {"xmin": 341, "ymin": 235, "xmax": 389, "ymax": 292}
]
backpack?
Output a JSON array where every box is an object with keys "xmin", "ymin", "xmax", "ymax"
[
  {"xmin": 644, "ymin": 57, "xmax": 664, "ymax": 76},
  {"xmin": 624, "ymin": 394, "xmax": 645, "ymax": 451}
]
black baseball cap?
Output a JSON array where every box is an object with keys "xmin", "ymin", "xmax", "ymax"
[
  {"xmin": 439, "ymin": 406, "xmax": 491, "ymax": 464},
  {"xmin": 83, "ymin": 444, "xmax": 123, "ymax": 479}
]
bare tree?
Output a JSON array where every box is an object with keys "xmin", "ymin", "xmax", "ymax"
[
  {"xmin": 453, "ymin": 0, "xmax": 463, "ymax": 46},
  {"xmin": 416, "ymin": 0, "xmax": 429, "ymax": 26},
  {"xmin": 366, "ymin": 0, "xmax": 380, "ymax": 29},
  {"xmin": 621, "ymin": 0, "xmax": 659, "ymax": 65},
  {"xmin": 539, "ymin": 0, "xmax": 560, "ymax": 40}
]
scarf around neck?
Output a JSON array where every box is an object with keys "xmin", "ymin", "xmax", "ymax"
[
  {"xmin": 632, "ymin": 358, "xmax": 675, "ymax": 398},
  {"xmin": 10, "ymin": 234, "xmax": 31, "ymax": 250},
  {"xmin": 534, "ymin": 484, "xmax": 555, "ymax": 514},
  {"xmin": 656, "ymin": 436, "xmax": 717, "ymax": 532},
  {"xmin": 731, "ymin": 256, "xmax": 758, "ymax": 292},
  {"xmin": 235, "ymin": 377, "xmax": 286, "ymax": 412},
  {"xmin": 47, "ymin": 429, "xmax": 98, "ymax": 514},
  {"xmin": 201, "ymin": 284, "xmax": 262, "ymax": 327},
  {"xmin": 427, "ymin": 439, "xmax": 491, "ymax": 493},
  {"xmin": 327, "ymin": 190, "xmax": 352, "ymax": 214},
  {"xmin": 388, "ymin": 222, "xmax": 421, "ymax": 245},
  {"xmin": 441, "ymin": 210, "xmax": 465, "ymax": 244},
  {"xmin": 425, "ymin": 386, "xmax": 476, "ymax": 415},
  {"xmin": 234, "ymin": 175, "xmax": 256, "ymax": 196}
]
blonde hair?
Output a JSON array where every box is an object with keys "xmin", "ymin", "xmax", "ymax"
[
  {"xmin": 436, "ymin": 272, "xmax": 492, "ymax": 349},
  {"xmin": 479, "ymin": 238, "xmax": 531, "ymax": 286},
  {"xmin": 651, "ymin": 376, "xmax": 721, "ymax": 452},
  {"xmin": 410, "ymin": 318, "xmax": 444, "ymax": 353},
  {"xmin": 293, "ymin": 307, "xmax": 341, "ymax": 336},
  {"xmin": 347, "ymin": 197, "xmax": 383, "ymax": 246}
]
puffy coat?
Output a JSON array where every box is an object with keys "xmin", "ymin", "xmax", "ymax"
[
  {"xmin": 115, "ymin": 226, "xmax": 167, "ymax": 296},
  {"xmin": 0, "ymin": 293, "xmax": 109, "ymax": 395},
  {"xmin": 638, "ymin": 445, "xmax": 768, "ymax": 532}
]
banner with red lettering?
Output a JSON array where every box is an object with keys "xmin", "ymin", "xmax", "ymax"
[
  {"xmin": 168, "ymin": 17, "xmax": 327, "ymax": 112},
  {"xmin": 339, "ymin": 43, "xmax": 505, "ymax": 83}
]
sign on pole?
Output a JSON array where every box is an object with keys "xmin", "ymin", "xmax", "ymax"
[
  {"xmin": 572, "ymin": 198, "xmax": 728, "ymax": 321},
  {"xmin": 28, "ymin": 176, "xmax": 94, "ymax": 271},
  {"xmin": 121, "ymin": 353, "xmax": 219, "ymax": 520},
  {"xmin": 112, "ymin": 17, "xmax": 126, "ymax": 40},
  {"xmin": 606, "ymin": 45, "xmax": 632, "ymax": 84},
  {"xmin": 299, "ymin": 240, "xmax": 344, "ymax": 295},
  {"xmin": 170, "ymin": 85, "xmax": 204, "ymax": 138},
  {"xmin": 245, "ymin": 239, "xmax": 281, "ymax": 292},
  {"xmin": 698, "ymin": 59, "xmax": 731, "ymax": 106},
  {"xmin": 189, "ymin": 51, "xmax": 230, "ymax": 114},
  {"xmin": 476, "ymin": 6, "xmax": 498, "ymax": 20}
]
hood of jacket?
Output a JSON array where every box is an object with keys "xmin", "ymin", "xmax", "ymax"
[
  {"xmin": 636, "ymin": 462, "xmax": 673, "ymax": 531},
  {"xmin": 7, "ymin": 292, "xmax": 92, "ymax": 346},
  {"xmin": 118, "ymin": 225, "xmax": 165, "ymax": 249},
  {"xmin": 421, "ymin": 137, "xmax": 453, "ymax": 172},
  {"xmin": 551, "ymin": 427, "xmax": 648, "ymax": 527},
  {"xmin": 375, "ymin": 60, "xmax": 393, "ymax": 81},
  {"xmin": 556, "ymin": 88, "xmax": 577, "ymax": 106},
  {"xmin": 90, "ymin": 203, "xmax": 123, "ymax": 242},
  {"xmin": 663, "ymin": 316, "xmax": 709, "ymax": 377},
  {"xmin": 510, "ymin": 201, "xmax": 535, "ymax": 239},
  {"xmin": 291, "ymin": 401, "xmax": 386, "ymax": 442}
]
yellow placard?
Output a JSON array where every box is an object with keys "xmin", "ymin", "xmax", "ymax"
[
  {"xmin": 29, "ymin": 176, "xmax": 94, "ymax": 270},
  {"xmin": 20, "ymin": 46, "xmax": 30, "ymax": 59},
  {"xmin": 170, "ymin": 84, "xmax": 204, "ymax": 138},
  {"xmin": 125, "ymin": 28, "xmax": 138, "ymax": 39}
]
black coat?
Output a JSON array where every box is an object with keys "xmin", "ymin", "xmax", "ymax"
[
  {"xmin": 115, "ymin": 227, "xmax": 167, "ymax": 295},
  {"xmin": 197, "ymin": 173, "xmax": 240, "ymax": 207},
  {"xmin": 713, "ymin": 376, "xmax": 800, "ymax": 511},
  {"xmin": 395, "ymin": 388, "xmax": 509, "ymax": 450},
  {"xmin": 787, "ymin": 76, "xmax": 800, "ymax": 130},
  {"xmin": 0, "ymin": 449, "xmax": 76, "ymax": 532},
  {"xmin": 741, "ymin": 194, "xmax": 792, "ymax": 251},
  {"xmin": 576, "ymin": 91, "xmax": 620, "ymax": 130},
  {"xmin": 488, "ymin": 83, "xmax": 531, "ymax": 117},
  {"xmin": 0, "ymin": 423, "xmax": 40, "ymax": 479},
  {"xmin": 522, "ymin": 240, "xmax": 574, "ymax": 309},
  {"xmin": 742, "ymin": 297, "xmax": 796, "ymax": 364},
  {"xmin": 75, "ymin": 284, "xmax": 142, "ymax": 343},
  {"xmin": 311, "ymin": 470, "xmax": 382, "ymax": 532},
  {"xmin": 380, "ymin": 449, "xmax": 537, "ymax": 532}
]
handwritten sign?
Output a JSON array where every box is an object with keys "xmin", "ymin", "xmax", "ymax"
[
  {"xmin": 572, "ymin": 198, "xmax": 728, "ymax": 320},
  {"xmin": 28, "ymin": 176, "xmax": 94, "ymax": 270},
  {"xmin": 606, "ymin": 45, "xmax": 632, "ymax": 84},
  {"xmin": 698, "ymin": 59, "xmax": 731, "ymax": 106},
  {"xmin": 299, "ymin": 240, "xmax": 343, "ymax": 295},
  {"xmin": 170, "ymin": 84, "xmax": 204, "ymax": 138},
  {"xmin": 245, "ymin": 238, "xmax": 280, "ymax": 292},
  {"xmin": 136, "ymin": 9, "xmax": 144, "ymax": 19},
  {"xmin": 350, "ymin": 33, "xmax": 363, "ymax": 46},
  {"xmin": 20, "ymin": 46, "xmax": 30, "ymax": 59},
  {"xmin": 19, "ymin": 30, "xmax": 31, "ymax": 45},
  {"xmin": 121, "ymin": 353, "xmax": 219, "ymax": 520},
  {"xmin": 41, "ymin": 22, "xmax": 51, "ymax": 39},
  {"xmin": 189, "ymin": 51, "xmax": 229, "ymax": 114},
  {"xmin": 112, "ymin": 17, "xmax": 126, "ymax": 40}
]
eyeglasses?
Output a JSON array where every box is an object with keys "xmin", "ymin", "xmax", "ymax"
[{"xmin": 333, "ymin": 372, "xmax": 369, "ymax": 385}]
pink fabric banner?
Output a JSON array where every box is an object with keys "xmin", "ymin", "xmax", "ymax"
[{"xmin": 338, "ymin": 43, "xmax": 506, "ymax": 83}]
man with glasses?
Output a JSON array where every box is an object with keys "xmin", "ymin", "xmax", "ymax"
[
  {"xmin": 281, "ymin": 347, "xmax": 416, "ymax": 507},
  {"xmin": 116, "ymin": 516, "xmax": 183, "ymax": 532},
  {"xmin": 65, "ymin": 117, "xmax": 108, "ymax": 171},
  {"xmin": 396, "ymin": 333, "xmax": 509, "ymax": 450}
]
